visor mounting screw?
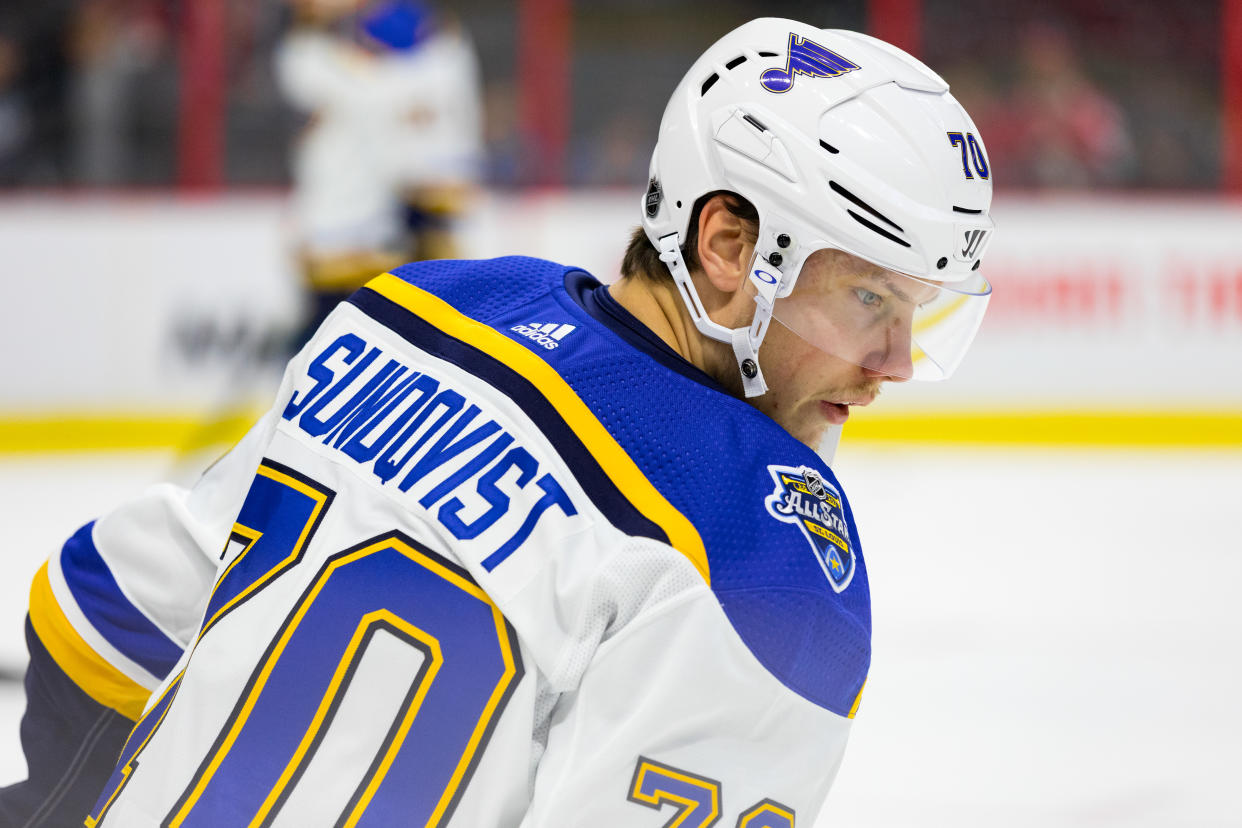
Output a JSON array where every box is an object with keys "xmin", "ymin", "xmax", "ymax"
[
  {"xmin": 768, "ymin": 252, "xmax": 784, "ymax": 267},
  {"xmin": 741, "ymin": 359, "xmax": 758, "ymax": 378},
  {"xmin": 776, "ymin": 233, "xmax": 791, "ymax": 248},
  {"xmin": 936, "ymin": 257, "xmax": 948, "ymax": 270}
]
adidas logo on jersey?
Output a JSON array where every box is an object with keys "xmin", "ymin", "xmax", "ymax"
[{"xmin": 510, "ymin": 321, "xmax": 577, "ymax": 350}]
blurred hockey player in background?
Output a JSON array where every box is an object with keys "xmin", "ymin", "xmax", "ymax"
[
  {"xmin": 0, "ymin": 17, "xmax": 995, "ymax": 826},
  {"xmin": 276, "ymin": 0, "xmax": 483, "ymax": 341}
]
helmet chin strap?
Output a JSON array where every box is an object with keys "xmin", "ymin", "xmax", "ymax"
[
  {"xmin": 658, "ymin": 233, "xmax": 770, "ymax": 397},
  {"xmin": 659, "ymin": 232, "xmax": 846, "ymax": 466}
]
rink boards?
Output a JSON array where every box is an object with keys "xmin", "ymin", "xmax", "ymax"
[{"xmin": 1, "ymin": 192, "xmax": 1240, "ymax": 450}]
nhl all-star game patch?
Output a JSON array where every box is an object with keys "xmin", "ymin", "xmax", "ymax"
[{"xmin": 764, "ymin": 464, "xmax": 855, "ymax": 592}]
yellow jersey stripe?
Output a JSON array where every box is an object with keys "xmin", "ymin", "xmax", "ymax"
[
  {"xmin": 847, "ymin": 679, "xmax": 866, "ymax": 719},
  {"xmin": 28, "ymin": 562, "xmax": 149, "ymax": 721}
]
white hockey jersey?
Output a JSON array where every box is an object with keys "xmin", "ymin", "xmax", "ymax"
[
  {"xmin": 28, "ymin": 257, "xmax": 870, "ymax": 827},
  {"xmin": 275, "ymin": 25, "xmax": 484, "ymax": 258}
]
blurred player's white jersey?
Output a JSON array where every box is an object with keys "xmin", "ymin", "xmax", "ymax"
[
  {"xmin": 33, "ymin": 258, "xmax": 870, "ymax": 826},
  {"xmin": 275, "ymin": 24, "xmax": 483, "ymax": 258}
]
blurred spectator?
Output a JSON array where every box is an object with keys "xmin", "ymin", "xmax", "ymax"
[
  {"xmin": 571, "ymin": 106, "xmax": 648, "ymax": 188},
  {"xmin": 0, "ymin": 34, "xmax": 31, "ymax": 185},
  {"xmin": 1004, "ymin": 22, "xmax": 1136, "ymax": 189},
  {"xmin": 0, "ymin": 5, "xmax": 75, "ymax": 185},
  {"xmin": 0, "ymin": 1, "xmax": 1226, "ymax": 193},
  {"xmin": 276, "ymin": 0, "xmax": 484, "ymax": 340},
  {"xmin": 66, "ymin": 0, "xmax": 170, "ymax": 185},
  {"xmin": 482, "ymin": 77, "xmax": 522, "ymax": 187},
  {"xmin": 1128, "ymin": 71, "xmax": 1220, "ymax": 190}
]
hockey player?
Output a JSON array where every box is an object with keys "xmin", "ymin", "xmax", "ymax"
[
  {"xmin": 0, "ymin": 18, "xmax": 994, "ymax": 826},
  {"xmin": 276, "ymin": 0, "xmax": 484, "ymax": 341}
]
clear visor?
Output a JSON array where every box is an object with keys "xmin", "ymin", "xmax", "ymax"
[{"xmin": 744, "ymin": 248, "xmax": 992, "ymax": 381}]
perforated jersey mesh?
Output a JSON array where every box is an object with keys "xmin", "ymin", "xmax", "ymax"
[
  {"xmin": 548, "ymin": 537, "xmax": 707, "ymax": 692},
  {"xmin": 389, "ymin": 257, "xmax": 556, "ymax": 321}
]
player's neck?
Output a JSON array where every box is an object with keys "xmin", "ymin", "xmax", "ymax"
[{"xmin": 608, "ymin": 273, "xmax": 718, "ymax": 377}]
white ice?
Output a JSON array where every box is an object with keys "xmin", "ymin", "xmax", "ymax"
[{"xmin": 1, "ymin": 445, "xmax": 1239, "ymax": 826}]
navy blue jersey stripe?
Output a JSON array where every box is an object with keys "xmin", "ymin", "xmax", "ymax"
[
  {"xmin": 349, "ymin": 287, "xmax": 670, "ymax": 547},
  {"xmin": 60, "ymin": 522, "xmax": 184, "ymax": 679}
]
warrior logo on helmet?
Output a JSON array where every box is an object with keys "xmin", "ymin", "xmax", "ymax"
[
  {"xmin": 760, "ymin": 33, "xmax": 860, "ymax": 94},
  {"xmin": 764, "ymin": 464, "xmax": 856, "ymax": 592}
]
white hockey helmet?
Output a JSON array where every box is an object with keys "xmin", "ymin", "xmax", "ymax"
[{"xmin": 642, "ymin": 18, "xmax": 995, "ymax": 397}]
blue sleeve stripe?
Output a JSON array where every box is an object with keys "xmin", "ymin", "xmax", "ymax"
[
  {"xmin": 715, "ymin": 586, "xmax": 868, "ymax": 717},
  {"xmin": 59, "ymin": 522, "xmax": 184, "ymax": 680}
]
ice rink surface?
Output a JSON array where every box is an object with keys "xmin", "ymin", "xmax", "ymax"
[{"xmin": 1, "ymin": 444, "xmax": 1238, "ymax": 826}]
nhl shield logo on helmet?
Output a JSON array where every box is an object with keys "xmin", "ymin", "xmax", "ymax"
[
  {"xmin": 760, "ymin": 33, "xmax": 861, "ymax": 94},
  {"xmin": 644, "ymin": 178, "xmax": 662, "ymax": 217},
  {"xmin": 764, "ymin": 464, "xmax": 855, "ymax": 592}
]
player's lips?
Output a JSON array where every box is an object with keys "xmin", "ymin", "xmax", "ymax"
[{"xmin": 819, "ymin": 395, "xmax": 875, "ymax": 425}]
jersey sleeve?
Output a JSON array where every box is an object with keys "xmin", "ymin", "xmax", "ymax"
[
  {"xmin": 273, "ymin": 32, "xmax": 348, "ymax": 112},
  {"xmin": 0, "ymin": 410, "xmax": 276, "ymax": 825},
  {"xmin": 525, "ymin": 587, "xmax": 851, "ymax": 827}
]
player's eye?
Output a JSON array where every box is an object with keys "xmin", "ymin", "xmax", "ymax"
[{"xmin": 854, "ymin": 288, "xmax": 882, "ymax": 308}]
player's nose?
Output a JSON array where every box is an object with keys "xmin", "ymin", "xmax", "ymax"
[{"xmin": 860, "ymin": 321, "xmax": 914, "ymax": 381}]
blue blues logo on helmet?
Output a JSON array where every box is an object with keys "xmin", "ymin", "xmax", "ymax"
[
  {"xmin": 760, "ymin": 33, "xmax": 861, "ymax": 94},
  {"xmin": 764, "ymin": 464, "xmax": 855, "ymax": 592}
]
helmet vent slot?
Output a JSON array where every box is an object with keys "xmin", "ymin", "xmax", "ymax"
[
  {"xmin": 819, "ymin": 139, "xmax": 840, "ymax": 155},
  {"xmin": 703, "ymin": 52, "xmax": 773, "ymax": 97},
  {"xmin": 830, "ymin": 180, "xmax": 904, "ymax": 232},
  {"xmin": 742, "ymin": 113, "xmax": 768, "ymax": 132},
  {"xmin": 847, "ymin": 211, "xmax": 912, "ymax": 248},
  {"xmin": 953, "ymin": 206, "xmax": 983, "ymax": 214}
]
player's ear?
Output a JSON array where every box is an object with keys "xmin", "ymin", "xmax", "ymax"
[{"xmin": 696, "ymin": 194, "xmax": 754, "ymax": 294}]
